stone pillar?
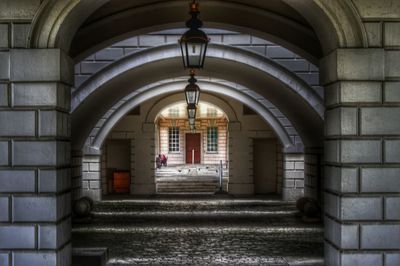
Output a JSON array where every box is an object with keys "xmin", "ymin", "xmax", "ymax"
[
  {"xmin": 304, "ymin": 148, "xmax": 323, "ymax": 202},
  {"xmin": 0, "ymin": 48, "xmax": 73, "ymax": 265},
  {"xmin": 71, "ymin": 150, "xmax": 83, "ymax": 201},
  {"xmin": 282, "ymin": 153, "xmax": 304, "ymax": 201},
  {"xmin": 81, "ymin": 154, "xmax": 102, "ymax": 201},
  {"xmin": 228, "ymin": 122, "xmax": 254, "ymax": 194},
  {"xmin": 132, "ymin": 123, "xmax": 156, "ymax": 195},
  {"xmin": 322, "ymin": 47, "xmax": 400, "ymax": 265}
]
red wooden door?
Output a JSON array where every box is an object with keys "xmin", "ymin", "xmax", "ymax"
[
  {"xmin": 113, "ymin": 172, "xmax": 130, "ymax": 193},
  {"xmin": 186, "ymin": 133, "xmax": 201, "ymax": 164}
]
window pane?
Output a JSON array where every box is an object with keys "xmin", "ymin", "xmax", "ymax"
[
  {"xmin": 169, "ymin": 127, "xmax": 180, "ymax": 152},
  {"xmin": 207, "ymin": 127, "xmax": 218, "ymax": 152}
]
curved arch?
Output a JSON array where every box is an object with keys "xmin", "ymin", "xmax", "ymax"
[
  {"xmin": 71, "ymin": 45, "xmax": 323, "ymax": 150},
  {"xmin": 145, "ymin": 93, "xmax": 239, "ymax": 124},
  {"xmin": 86, "ymin": 81, "xmax": 295, "ymax": 153},
  {"xmin": 72, "ymin": 43, "xmax": 323, "ymax": 117},
  {"xmin": 29, "ymin": 0, "xmax": 107, "ymax": 50},
  {"xmin": 282, "ymin": 0, "xmax": 367, "ymax": 53},
  {"xmin": 29, "ymin": 0, "xmax": 366, "ymax": 60}
]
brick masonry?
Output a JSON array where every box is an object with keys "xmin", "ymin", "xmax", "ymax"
[
  {"xmin": 322, "ymin": 18, "xmax": 400, "ymax": 266},
  {"xmin": 0, "ymin": 16, "xmax": 72, "ymax": 266},
  {"xmin": 74, "ymin": 29, "xmax": 321, "ymax": 97}
]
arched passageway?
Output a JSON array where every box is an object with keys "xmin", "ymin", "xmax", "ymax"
[{"xmin": 1, "ymin": 1, "xmax": 399, "ymax": 266}]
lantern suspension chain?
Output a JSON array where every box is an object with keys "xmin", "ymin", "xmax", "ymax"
[{"xmin": 180, "ymin": 0, "xmax": 209, "ymax": 132}]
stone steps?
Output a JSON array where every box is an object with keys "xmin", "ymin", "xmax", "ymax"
[
  {"xmin": 156, "ymin": 176, "xmax": 227, "ymax": 193},
  {"xmin": 156, "ymin": 177, "xmax": 219, "ymax": 193}
]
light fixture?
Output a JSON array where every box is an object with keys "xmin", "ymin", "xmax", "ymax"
[
  {"xmin": 189, "ymin": 117, "xmax": 195, "ymax": 126},
  {"xmin": 179, "ymin": 0, "xmax": 210, "ymax": 69},
  {"xmin": 187, "ymin": 103, "xmax": 197, "ymax": 119},
  {"xmin": 190, "ymin": 124, "xmax": 196, "ymax": 131},
  {"xmin": 184, "ymin": 69, "xmax": 200, "ymax": 105}
]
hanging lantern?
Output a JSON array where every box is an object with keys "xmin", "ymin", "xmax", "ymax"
[
  {"xmin": 184, "ymin": 70, "xmax": 200, "ymax": 105},
  {"xmin": 190, "ymin": 124, "xmax": 196, "ymax": 131},
  {"xmin": 187, "ymin": 103, "xmax": 197, "ymax": 119},
  {"xmin": 189, "ymin": 117, "xmax": 195, "ymax": 126},
  {"xmin": 179, "ymin": 0, "xmax": 209, "ymax": 69}
]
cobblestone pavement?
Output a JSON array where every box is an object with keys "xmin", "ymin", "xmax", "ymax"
[{"xmin": 72, "ymin": 196, "xmax": 324, "ymax": 265}]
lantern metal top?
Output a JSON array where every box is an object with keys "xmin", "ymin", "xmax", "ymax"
[{"xmin": 179, "ymin": 0, "xmax": 209, "ymax": 69}]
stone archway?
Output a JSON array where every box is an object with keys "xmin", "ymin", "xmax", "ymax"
[{"xmin": 2, "ymin": 1, "xmax": 399, "ymax": 266}]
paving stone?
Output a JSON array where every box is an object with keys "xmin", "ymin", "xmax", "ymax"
[{"xmin": 72, "ymin": 197, "xmax": 324, "ymax": 265}]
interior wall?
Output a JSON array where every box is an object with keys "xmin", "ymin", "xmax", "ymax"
[
  {"xmin": 106, "ymin": 140, "xmax": 130, "ymax": 170},
  {"xmin": 253, "ymin": 138, "xmax": 278, "ymax": 194},
  {"xmin": 97, "ymin": 94, "xmax": 289, "ymax": 196}
]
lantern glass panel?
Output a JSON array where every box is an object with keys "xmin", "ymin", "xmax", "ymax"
[
  {"xmin": 185, "ymin": 86, "xmax": 200, "ymax": 105},
  {"xmin": 180, "ymin": 33, "xmax": 208, "ymax": 68},
  {"xmin": 187, "ymin": 104, "xmax": 197, "ymax": 119}
]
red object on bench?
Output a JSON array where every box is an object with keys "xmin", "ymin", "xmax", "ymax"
[{"xmin": 113, "ymin": 172, "xmax": 130, "ymax": 193}]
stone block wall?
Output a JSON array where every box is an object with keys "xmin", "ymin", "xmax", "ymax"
[
  {"xmin": 81, "ymin": 155, "xmax": 101, "ymax": 201},
  {"xmin": 304, "ymin": 148, "xmax": 323, "ymax": 201},
  {"xmin": 322, "ymin": 12, "xmax": 400, "ymax": 265},
  {"xmin": 74, "ymin": 29, "xmax": 321, "ymax": 97},
  {"xmin": 71, "ymin": 150, "xmax": 83, "ymax": 201},
  {"xmin": 276, "ymin": 144, "xmax": 283, "ymax": 195},
  {"xmin": 0, "ymin": 11, "xmax": 73, "ymax": 265},
  {"xmin": 282, "ymin": 153, "xmax": 305, "ymax": 201}
]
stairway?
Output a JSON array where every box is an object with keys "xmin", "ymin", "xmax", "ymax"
[
  {"xmin": 156, "ymin": 165, "xmax": 228, "ymax": 194},
  {"xmin": 156, "ymin": 176, "xmax": 221, "ymax": 193}
]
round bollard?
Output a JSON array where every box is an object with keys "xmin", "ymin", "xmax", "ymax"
[
  {"xmin": 296, "ymin": 197, "xmax": 314, "ymax": 212},
  {"xmin": 304, "ymin": 201, "xmax": 320, "ymax": 217},
  {"xmin": 73, "ymin": 197, "xmax": 92, "ymax": 217},
  {"xmin": 80, "ymin": 196, "xmax": 94, "ymax": 209}
]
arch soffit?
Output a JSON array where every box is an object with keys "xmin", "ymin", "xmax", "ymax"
[
  {"xmin": 30, "ymin": 0, "xmax": 367, "ymax": 59},
  {"xmin": 87, "ymin": 81, "xmax": 296, "ymax": 153},
  {"xmin": 145, "ymin": 93, "xmax": 239, "ymax": 124},
  {"xmin": 72, "ymin": 43, "xmax": 324, "ymax": 118}
]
